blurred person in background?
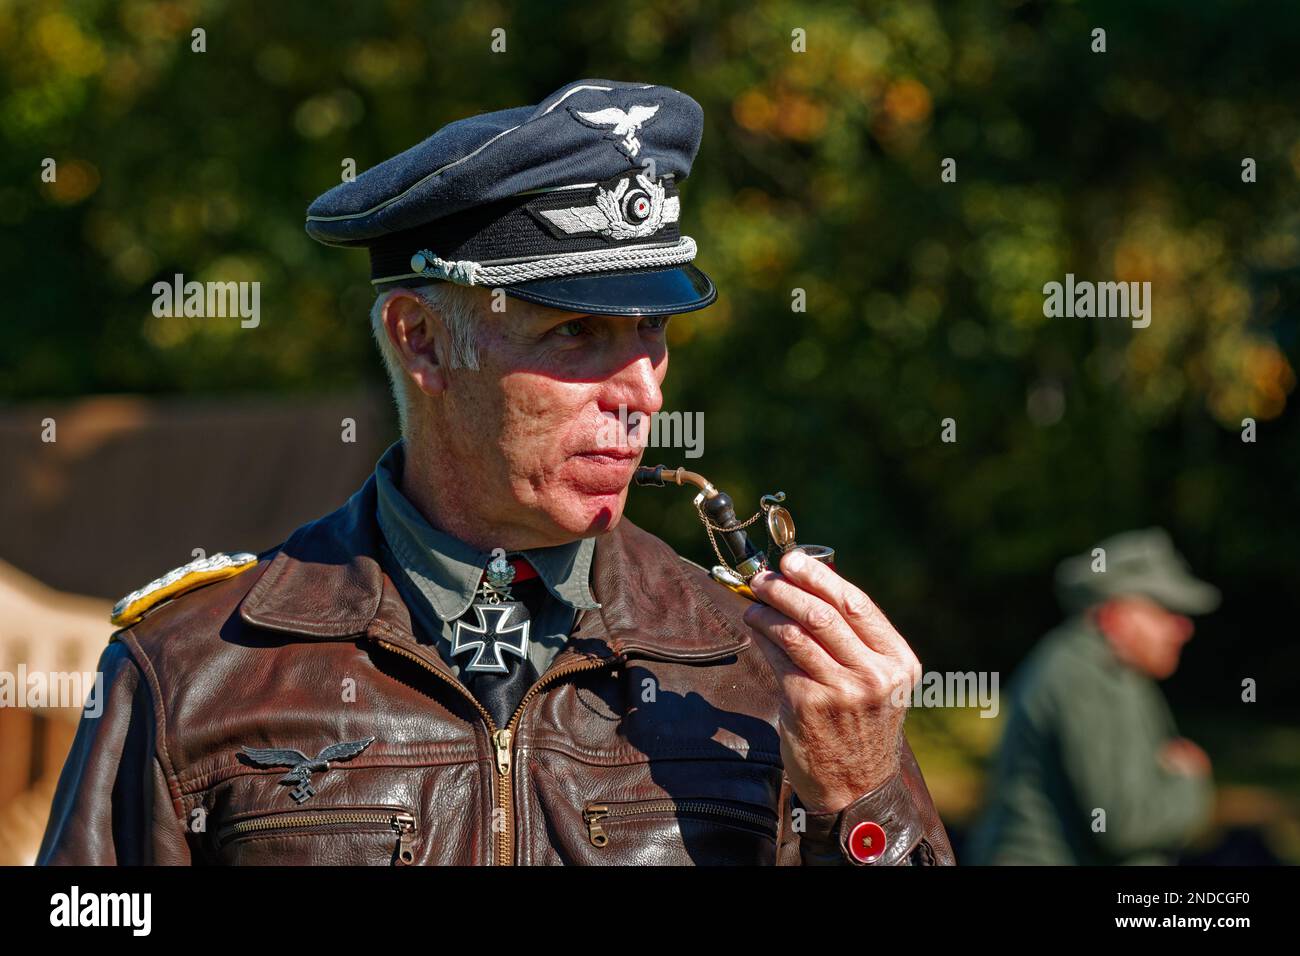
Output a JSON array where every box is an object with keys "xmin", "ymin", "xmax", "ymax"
[{"xmin": 965, "ymin": 528, "xmax": 1218, "ymax": 865}]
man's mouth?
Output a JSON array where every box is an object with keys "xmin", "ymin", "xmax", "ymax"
[
  {"xmin": 569, "ymin": 449, "xmax": 642, "ymax": 492},
  {"xmin": 574, "ymin": 448, "xmax": 642, "ymax": 463}
]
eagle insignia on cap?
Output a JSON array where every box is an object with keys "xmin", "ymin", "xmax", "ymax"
[
  {"xmin": 539, "ymin": 172, "xmax": 679, "ymax": 240},
  {"xmin": 570, "ymin": 103, "xmax": 661, "ymax": 159}
]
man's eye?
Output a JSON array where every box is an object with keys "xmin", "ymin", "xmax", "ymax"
[
  {"xmin": 641, "ymin": 315, "xmax": 670, "ymax": 332},
  {"xmin": 553, "ymin": 319, "xmax": 587, "ymax": 337}
]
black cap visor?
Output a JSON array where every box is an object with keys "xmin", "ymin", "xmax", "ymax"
[{"xmin": 502, "ymin": 263, "xmax": 715, "ymax": 317}]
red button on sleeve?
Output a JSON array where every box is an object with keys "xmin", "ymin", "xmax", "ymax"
[{"xmin": 847, "ymin": 821, "xmax": 887, "ymax": 864}]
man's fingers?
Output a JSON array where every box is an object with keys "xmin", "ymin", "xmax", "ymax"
[
  {"xmin": 747, "ymin": 569, "xmax": 875, "ymax": 669},
  {"xmin": 747, "ymin": 623, "xmax": 820, "ymax": 696},
  {"xmin": 772, "ymin": 549, "xmax": 910, "ymax": 658},
  {"xmin": 742, "ymin": 604, "xmax": 841, "ymax": 682}
]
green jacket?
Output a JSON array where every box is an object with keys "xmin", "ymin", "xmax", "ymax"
[{"xmin": 965, "ymin": 617, "xmax": 1212, "ymax": 865}]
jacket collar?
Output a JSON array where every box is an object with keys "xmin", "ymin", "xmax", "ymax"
[{"xmin": 240, "ymin": 472, "xmax": 750, "ymax": 663}]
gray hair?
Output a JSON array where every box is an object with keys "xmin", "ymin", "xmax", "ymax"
[{"xmin": 369, "ymin": 282, "xmax": 484, "ymax": 437}]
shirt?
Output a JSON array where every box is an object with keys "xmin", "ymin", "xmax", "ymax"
[{"xmin": 371, "ymin": 441, "xmax": 600, "ymax": 681}]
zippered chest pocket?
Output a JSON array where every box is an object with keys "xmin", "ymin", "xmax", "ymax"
[
  {"xmin": 581, "ymin": 798, "xmax": 778, "ymax": 865},
  {"xmin": 214, "ymin": 805, "xmax": 418, "ymax": 866}
]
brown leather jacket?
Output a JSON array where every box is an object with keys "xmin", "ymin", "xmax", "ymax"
[{"xmin": 38, "ymin": 475, "xmax": 954, "ymax": 866}]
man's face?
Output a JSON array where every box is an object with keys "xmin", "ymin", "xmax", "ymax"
[
  {"xmin": 435, "ymin": 292, "xmax": 669, "ymax": 545},
  {"xmin": 1102, "ymin": 595, "xmax": 1195, "ymax": 679}
]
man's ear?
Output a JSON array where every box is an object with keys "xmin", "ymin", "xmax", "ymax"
[{"xmin": 382, "ymin": 290, "xmax": 450, "ymax": 397}]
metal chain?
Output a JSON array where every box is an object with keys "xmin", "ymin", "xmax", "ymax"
[{"xmin": 695, "ymin": 502, "xmax": 766, "ymax": 572}]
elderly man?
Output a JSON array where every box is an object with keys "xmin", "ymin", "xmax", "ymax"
[
  {"xmin": 965, "ymin": 528, "xmax": 1217, "ymax": 865},
  {"xmin": 39, "ymin": 79, "xmax": 953, "ymax": 866}
]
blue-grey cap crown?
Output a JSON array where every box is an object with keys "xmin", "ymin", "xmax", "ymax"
[{"xmin": 305, "ymin": 78, "xmax": 704, "ymax": 248}]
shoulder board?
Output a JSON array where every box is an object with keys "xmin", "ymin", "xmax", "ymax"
[
  {"xmin": 678, "ymin": 554, "xmax": 758, "ymax": 603},
  {"xmin": 111, "ymin": 551, "xmax": 259, "ymax": 628}
]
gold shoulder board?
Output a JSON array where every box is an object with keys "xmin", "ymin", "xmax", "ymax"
[
  {"xmin": 111, "ymin": 551, "xmax": 258, "ymax": 628},
  {"xmin": 707, "ymin": 563, "xmax": 758, "ymax": 602}
]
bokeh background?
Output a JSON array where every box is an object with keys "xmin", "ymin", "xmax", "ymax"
[{"xmin": 1, "ymin": 0, "xmax": 1296, "ymax": 864}]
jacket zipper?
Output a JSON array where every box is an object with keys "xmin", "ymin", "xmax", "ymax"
[
  {"xmin": 583, "ymin": 799, "xmax": 777, "ymax": 847},
  {"xmin": 219, "ymin": 810, "xmax": 417, "ymax": 864},
  {"xmin": 376, "ymin": 638, "xmax": 613, "ymax": 865}
]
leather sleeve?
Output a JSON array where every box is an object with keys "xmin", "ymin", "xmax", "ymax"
[
  {"xmin": 37, "ymin": 637, "xmax": 192, "ymax": 866},
  {"xmin": 791, "ymin": 729, "xmax": 956, "ymax": 866}
]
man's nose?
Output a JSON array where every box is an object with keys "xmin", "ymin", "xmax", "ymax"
[{"xmin": 601, "ymin": 350, "xmax": 664, "ymax": 418}]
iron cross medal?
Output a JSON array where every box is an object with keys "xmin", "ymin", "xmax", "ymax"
[{"xmin": 451, "ymin": 553, "xmax": 530, "ymax": 673}]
